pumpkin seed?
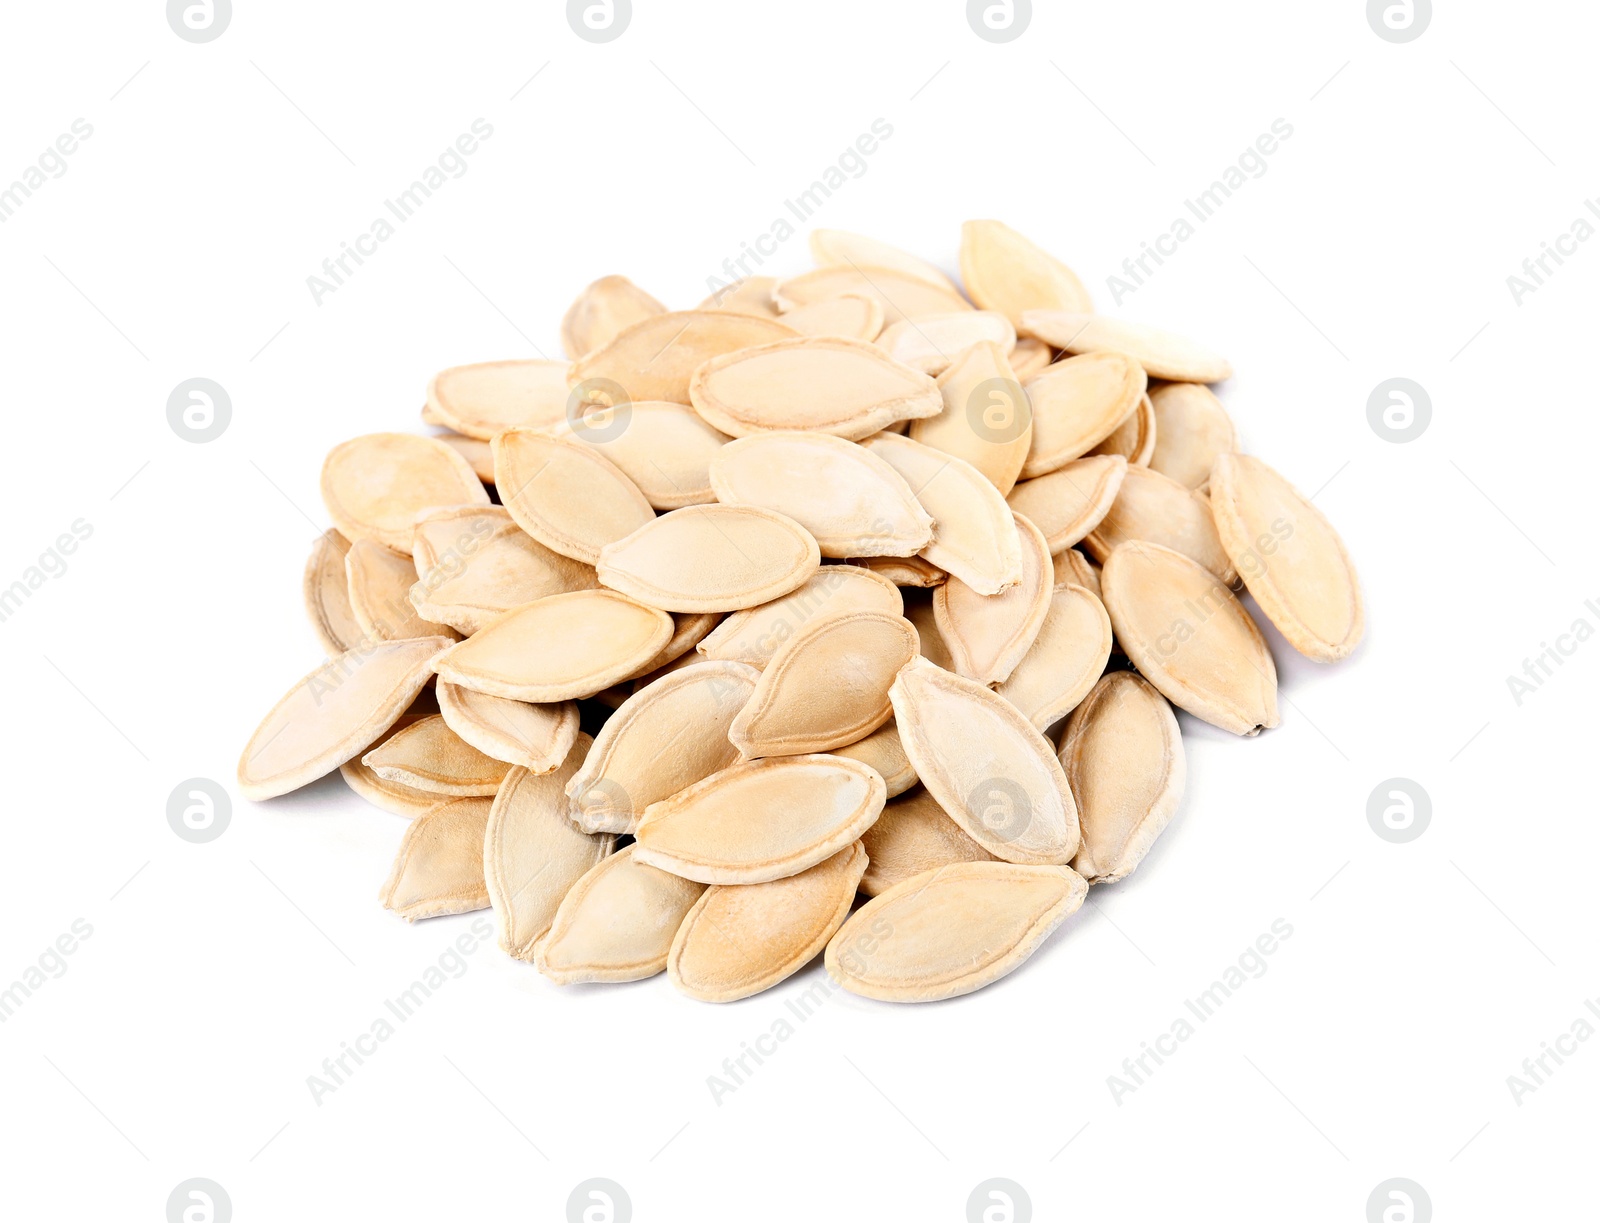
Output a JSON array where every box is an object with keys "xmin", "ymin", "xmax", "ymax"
[
  {"xmin": 1100, "ymin": 540, "xmax": 1279, "ymax": 735},
  {"xmin": 1089, "ymin": 391, "xmax": 1157, "ymax": 466},
  {"xmin": 535, "ymin": 844, "xmax": 706, "ymax": 984},
  {"xmin": 595, "ymin": 504, "xmax": 820, "ymax": 613},
  {"xmin": 621, "ymin": 611, "xmax": 724, "ymax": 681},
  {"xmin": 320, "ymin": 433, "xmax": 489, "ymax": 554},
  {"xmin": 1061, "ymin": 672, "xmax": 1185, "ymax": 884},
  {"xmin": 888, "ymin": 656, "xmax": 1079, "ymax": 864},
  {"xmin": 808, "ymin": 229, "xmax": 959, "ymax": 292},
  {"xmin": 436, "ymin": 682, "xmax": 579, "ymax": 773},
  {"xmin": 557, "ymin": 401, "xmax": 730, "ymax": 510},
  {"xmin": 877, "ymin": 312, "xmax": 1016, "ymax": 376},
  {"xmin": 1021, "ymin": 353, "xmax": 1147, "ymax": 479},
  {"xmin": 995, "ymin": 583, "xmax": 1114, "ymax": 730},
  {"xmin": 425, "ymin": 360, "xmax": 570, "ymax": 439},
  {"xmin": 932, "ymin": 512, "xmax": 1052, "ymax": 685},
  {"xmin": 410, "ymin": 518, "xmax": 600, "ymax": 636},
  {"xmin": 697, "ymin": 565, "xmax": 902, "ymax": 668},
  {"xmin": 698, "ymin": 276, "xmax": 781, "ymax": 318},
  {"xmin": 361, "ymin": 713, "xmax": 511, "ymax": 796},
  {"xmin": 1006, "ymin": 455, "xmax": 1127, "ymax": 554},
  {"xmin": 825, "ymin": 861, "xmax": 1087, "ymax": 1002},
  {"xmin": 566, "ymin": 660, "xmax": 758, "ymax": 834},
  {"xmin": 774, "ymin": 264, "xmax": 972, "ymax": 325},
  {"xmin": 960, "ymin": 219, "xmax": 1092, "ymax": 324},
  {"xmin": 1009, "ymin": 336, "xmax": 1052, "ymax": 380},
  {"xmin": 858, "ymin": 788, "xmax": 997, "ymax": 897},
  {"xmin": 1052, "ymin": 548, "xmax": 1102, "ymax": 599},
  {"xmin": 340, "ymin": 756, "xmax": 447, "ymax": 819},
  {"xmin": 1084, "ymin": 464, "xmax": 1236, "ymax": 583},
  {"xmin": 569, "ymin": 310, "xmax": 796, "ymax": 404},
  {"xmin": 484, "ymin": 738, "xmax": 615, "ymax": 959},
  {"xmin": 777, "ymin": 293, "xmax": 885, "ymax": 341},
  {"xmin": 709, "ymin": 431, "xmax": 933, "ymax": 558},
  {"xmin": 492, "ymin": 429, "xmax": 655, "ymax": 565},
  {"xmin": 560, "ymin": 275, "xmax": 668, "ymax": 361},
  {"xmin": 344, "ymin": 539, "xmax": 459, "ymax": 643},
  {"xmin": 844, "ymin": 555, "xmax": 948, "ymax": 588},
  {"xmin": 378, "ymin": 796, "xmax": 493, "ymax": 921},
  {"xmin": 1019, "ymin": 312, "xmax": 1232, "ymax": 384},
  {"xmin": 830, "ymin": 719, "xmax": 918, "ymax": 797},
  {"xmin": 409, "ymin": 505, "xmax": 511, "ymax": 572},
  {"xmin": 690, "ymin": 336, "xmax": 942, "ymax": 441},
  {"xmin": 1148, "ymin": 383, "xmax": 1236, "ymax": 489},
  {"xmin": 303, "ymin": 529, "xmax": 363, "ymax": 655},
  {"xmin": 729, "ymin": 610, "xmax": 921, "ymax": 757},
  {"xmin": 904, "ymin": 596, "xmax": 956, "ymax": 671},
  {"xmin": 238, "ymin": 636, "xmax": 454, "ymax": 800},
  {"xmin": 433, "ymin": 590, "xmax": 673, "ymax": 702},
  {"xmin": 1208, "ymin": 453, "xmax": 1364, "ymax": 662},
  {"xmin": 862, "ymin": 433, "xmax": 1022, "ymax": 596},
  {"xmin": 634, "ymin": 754, "xmax": 886, "ymax": 885},
  {"xmin": 667, "ymin": 842, "xmax": 868, "ymax": 1003},
  {"xmin": 910, "ymin": 341, "xmax": 1031, "ymax": 495},
  {"xmin": 433, "ymin": 433, "xmax": 496, "ymax": 483}
]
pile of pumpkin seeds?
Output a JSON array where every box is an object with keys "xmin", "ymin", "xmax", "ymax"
[{"xmin": 239, "ymin": 220, "xmax": 1362, "ymax": 1004}]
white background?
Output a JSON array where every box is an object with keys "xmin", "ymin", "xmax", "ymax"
[{"xmin": 2, "ymin": 1, "xmax": 1594, "ymax": 1220}]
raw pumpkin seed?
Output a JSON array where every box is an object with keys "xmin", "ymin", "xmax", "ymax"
[
  {"xmin": 621, "ymin": 611, "xmax": 724, "ymax": 681},
  {"xmin": 425, "ymin": 360, "xmax": 571, "ymax": 439},
  {"xmin": 667, "ymin": 842, "xmax": 868, "ymax": 1002},
  {"xmin": 634, "ymin": 754, "xmax": 886, "ymax": 885},
  {"xmin": 960, "ymin": 219, "xmax": 1093, "ymax": 324},
  {"xmin": 877, "ymin": 311, "xmax": 1016, "ymax": 376},
  {"xmin": 436, "ymin": 682, "xmax": 579, "ymax": 773},
  {"xmin": 777, "ymin": 292, "xmax": 885, "ymax": 341},
  {"xmin": 829, "ymin": 719, "xmax": 918, "ymax": 798},
  {"xmin": 844, "ymin": 554, "xmax": 948, "ymax": 588},
  {"xmin": 932, "ymin": 512, "xmax": 1052, "ymax": 685},
  {"xmin": 1052, "ymin": 548, "xmax": 1102, "ymax": 599},
  {"xmin": 698, "ymin": 276, "xmax": 781, "ymax": 317},
  {"xmin": 1089, "ymin": 392, "xmax": 1157, "ymax": 466},
  {"xmin": 1021, "ymin": 353, "xmax": 1147, "ymax": 479},
  {"xmin": 1008, "ymin": 336, "xmax": 1052, "ymax": 380},
  {"xmin": 858, "ymin": 788, "xmax": 998, "ymax": 897},
  {"xmin": 904, "ymin": 596, "xmax": 956, "ymax": 670},
  {"xmin": 378, "ymin": 795, "xmax": 494, "ymax": 921},
  {"xmin": 773, "ymin": 264, "xmax": 972, "ymax": 325},
  {"xmin": 560, "ymin": 275, "xmax": 668, "ymax": 361},
  {"xmin": 1149, "ymin": 383, "xmax": 1236, "ymax": 489},
  {"xmin": 361, "ymin": 713, "xmax": 511, "ymax": 796},
  {"xmin": 492, "ymin": 429, "xmax": 655, "ymax": 565},
  {"xmin": 557, "ymin": 400, "xmax": 730, "ymax": 510},
  {"xmin": 1006, "ymin": 455, "xmax": 1127, "ymax": 554},
  {"xmin": 568, "ymin": 310, "xmax": 796, "ymax": 404},
  {"xmin": 825, "ymin": 861, "xmax": 1087, "ymax": 1002},
  {"xmin": 809, "ymin": 228, "xmax": 959, "ymax": 292},
  {"xmin": 432, "ymin": 433, "xmax": 495, "ymax": 483},
  {"xmin": 697, "ymin": 565, "xmax": 903, "ymax": 668},
  {"xmin": 344, "ymin": 539, "xmax": 459, "ymax": 643},
  {"xmin": 340, "ymin": 756, "xmax": 449, "ymax": 820},
  {"xmin": 320, "ymin": 433, "xmax": 488, "ymax": 554},
  {"xmin": 303, "ymin": 529, "xmax": 363, "ymax": 655},
  {"xmin": 1084, "ymin": 464, "xmax": 1236, "ymax": 583},
  {"xmin": 1020, "ymin": 312, "xmax": 1233, "ymax": 384},
  {"xmin": 909, "ymin": 340, "xmax": 1032, "ymax": 495},
  {"xmin": 410, "ymin": 517, "xmax": 600, "ymax": 636},
  {"xmin": 995, "ymin": 583, "xmax": 1114, "ymax": 730}
]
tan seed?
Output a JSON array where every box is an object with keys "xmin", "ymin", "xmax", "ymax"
[
  {"xmin": 1022, "ymin": 352, "xmax": 1147, "ymax": 479},
  {"xmin": 1006, "ymin": 455, "xmax": 1127, "ymax": 554},
  {"xmin": 341, "ymin": 756, "xmax": 449, "ymax": 820},
  {"xmin": 932, "ymin": 512, "xmax": 1053, "ymax": 685},
  {"xmin": 844, "ymin": 555, "xmax": 948, "ymax": 588},
  {"xmin": 774, "ymin": 264, "xmax": 973, "ymax": 325},
  {"xmin": 960, "ymin": 219, "xmax": 1092, "ymax": 324},
  {"xmin": 1020, "ymin": 312, "xmax": 1232, "ymax": 384},
  {"xmin": 1148, "ymin": 383, "xmax": 1236, "ymax": 489},
  {"xmin": 1008, "ymin": 336, "xmax": 1052, "ymax": 380},
  {"xmin": 436, "ymin": 682, "xmax": 579, "ymax": 773},
  {"xmin": 878, "ymin": 312, "xmax": 1016, "ymax": 376},
  {"xmin": 910, "ymin": 341, "xmax": 1032, "ymax": 495},
  {"xmin": 1089, "ymin": 391, "xmax": 1157, "ymax": 466},
  {"xmin": 320, "ymin": 433, "xmax": 488, "ymax": 554},
  {"xmin": 858, "ymin": 788, "xmax": 997, "ymax": 897},
  {"xmin": 557, "ymin": 401, "xmax": 730, "ymax": 510},
  {"xmin": 808, "ymin": 229, "xmax": 959, "ymax": 292},
  {"xmin": 569, "ymin": 310, "xmax": 796, "ymax": 404},
  {"xmin": 829, "ymin": 720, "xmax": 918, "ymax": 798},
  {"xmin": 378, "ymin": 796, "xmax": 493, "ymax": 921},
  {"xmin": 361, "ymin": 713, "xmax": 511, "ymax": 796},
  {"xmin": 492, "ymin": 429, "xmax": 655, "ymax": 565},
  {"xmin": 425, "ymin": 360, "xmax": 570, "ymax": 439},
  {"xmin": 344, "ymin": 539, "xmax": 458, "ymax": 643},
  {"xmin": 697, "ymin": 565, "xmax": 902, "ymax": 668},
  {"xmin": 409, "ymin": 516, "xmax": 600, "ymax": 636},
  {"xmin": 995, "ymin": 583, "xmax": 1113, "ymax": 730},
  {"xmin": 303, "ymin": 529, "xmax": 362, "ymax": 656},
  {"xmin": 560, "ymin": 275, "xmax": 668, "ymax": 361},
  {"xmin": 1052, "ymin": 548, "xmax": 1102, "ymax": 599},
  {"xmin": 1085, "ymin": 464, "xmax": 1236, "ymax": 583},
  {"xmin": 776, "ymin": 293, "xmax": 885, "ymax": 341},
  {"xmin": 698, "ymin": 276, "xmax": 781, "ymax": 318}
]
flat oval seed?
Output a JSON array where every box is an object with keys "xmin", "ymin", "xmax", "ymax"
[
  {"xmin": 409, "ymin": 505, "xmax": 512, "ymax": 573},
  {"xmin": 535, "ymin": 845, "xmax": 706, "ymax": 984},
  {"xmin": 809, "ymin": 229, "xmax": 959, "ymax": 292},
  {"xmin": 1101, "ymin": 540, "xmax": 1279, "ymax": 736},
  {"xmin": 830, "ymin": 720, "xmax": 918, "ymax": 798},
  {"xmin": 996, "ymin": 583, "xmax": 1114, "ymax": 730},
  {"xmin": 425, "ymin": 360, "xmax": 570, "ymax": 439},
  {"xmin": 345, "ymin": 540, "xmax": 459, "ymax": 642},
  {"xmin": 596, "ymin": 504, "xmax": 820, "ymax": 613},
  {"xmin": 320, "ymin": 433, "xmax": 489, "ymax": 553},
  {"xmin": 1090, "ymin": 392, "xmax": 1157, "ymax": 466},
  {"xmin": 777, "ymin": 293, "xmax": 885, "ymax": 341},
  {"xmin": 1022, "ymin": 353, "xmax": 1147, "ymax": 478},
  {"xmin": 566, "ymin": 660, "xmax": 759, "ymax": 834},
  {"xmin": 932, "ymin": 512, "xmax": 1052, "ymax": 685},
  {"xmin": 378, "ymin": 796, "xmax": 494, "ymax": 921},
  {"xmin": 773, "ymin": 265, "xmax": 973, "ymax": 326},
  {"xmin": 1020, "ymin": 312, "xmax": 1232, "ymax": 384},
  {"xmin": 698, "ymin": 276, "xmax": 781, "ymax": 317},
  {"xmin": 710, "ymin": 432, "xmax": 932, "ymax": 558},
  {"xmin": 1009, "ymin": 336, "xmax": 1052, "ymax": 380},
  {"xmin": 410, "ymin": 520, "xmax": 600, "ymax": 635},
  {"xmin": 492, "ymin": 429, "xmax": 655, "ymax": 565},
  {"xmin": 905, "ymin": 597, "xmax": 956, "ymax": 670},
  {"xmin": 690, "ymin": 336, "xmax": 942, "ymax": 440},
  {"xmin": 557, "ymin": 401, "xmax": 730, "ymax": 510},
  {"xmin": 668, "ymin": 842, "xmax": 868, "ymax": 1003},
  {"xmin": 1208, "ymin": 453, "xmax": 1364, "ymax": 662},
  {"xmin": 635, "ymin": 755, "xmax": 886, "ymax": 885},
  {"xmin": 560, "ymin": 275, "xmax": 667, "ymax": 360},
  {"xmin": 729, "ymin": 610, "xmax": 921, "ymax": 757},
  {"xmin": 888, "ymin": 656, "xmax": 1079, "ymax": 864},
  {"xmin": 1053, "ymin": 548, "xmax": 1102, "ymax": 599},
  {"xmin": 436, "ymin": 682, "xmax": 579, "ymax": 773},
  {"xmin": 878, "ymin": 312, "xmax": 1016, "ymax": 376},
  {"xmin": 863, "ymin": 433, "xmax": 1022, "ymax": 595},
  {"xmin": 238, "ymin": 636, "xmax": 454, "ymax": 800},
  {"xmin": 1061, "ymin": 673, "xmax": 1186, "ymax": 884},
  {"xmin": 304, "ymin": 529, "xmax": 362, "ymax": 655},
  {"xmin": 1148, "ymin": 383, "xmax": 1237, "ymax": 489},
  {"xmin": 621, "ymin": 611, "xmax": 724, "ymax": 682},
  {"xmin": 960, "ymin": 219, "xmax": 1092, "ymax": 324},
  {"xmin": 433, "ymin": 590, "xmax": 673, "ymax": 702},
  {"xmin": 434, "ymin": 433, "xmax": 495, "ymax": 484},
  {"xmin": 484, "ymin": 740, "xmax": 615, "ymax": 959},
  {"xmin": 846, "ymin": 555, "xmax": 948, "ymax": 588},
  {"xmin": 1006, "ymin": 455, "xmax": 1127, "ymax": 554},
  {"xmin": 1084, "ymin": 464, "xmax": 1236, "ymax": 583},
  {"xmin": 362, "ymin": 714, "xmax": 510, "ymax": 796},
  {"xmin": 569, "ymin": 310, "xmax": 796, "ymax": 404},
  {"xmin": 340, "ymin": 756, "xmax": 448, "ymax": 819},
  {"xmin": 825, "ymin": 861, "xmax": 1087, "ymax": 1002},
  {"xmin": 697, "ymin": 565, "xmax": 903, "ymax": 668},
  {"xmin": 910, "ymin": 341, "xmax": 1031, "ymax": 495},
  {"xmin": 858, "ymin": 788, "xmax": 997, "ymax": 896}
]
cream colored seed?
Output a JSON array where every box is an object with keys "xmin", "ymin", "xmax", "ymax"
[
  {"xmin": 425, "ymin": 360, "xmax": 571, "ymax": 439},
  {"xmin": 345, "ymin": 539, "xmax": 459, "ymax": 643},
  {"xmin": 378, "ymin": 796, "xmax": 494, "ymax": 922},
  {"xmin": 556, "ymin": 401, "xmax": 730, "ymax": 510},
  {"xmin": 773, "ymin": 264, "xmax": 972, "ymax": 325},
  {"xmin": 1085, "ymin": 464, "xmax": 1237, "ymax": 583},
  {"xmin": 932, "ymin": 511, "xmax": 1052, "ymax": 685},
  {"xmin": 995, "ymin": 582, "xmax": 1114, "ymax": 731},
  {"xmin": 960, "ymin": 219, "xmax": 1093, "ymax": 324},
  {"xmin": 560, "ymin": 275, "xmax": 667, "ymax": 361},
  {"xmin": 303, "ymin": 529, "xmax": 362, "ymax": 656},
  {"xmin": 320, "ymin": 433, "xmax": 488, "ymax": 554},
  {"xmin": 910, "ymin": 340, "xmax": 1032, "ymax": 496},
  {"xmin": 361, "ymin": 713, "xmax": 510, "ymax": 796},
  {"xmin": 568, "ymin": 310, "xmax": 795, "ymax": 404},
  {"xmin": 492, "ymin": 429, "xmax": 655, "ymax": 565},
  {"xmin": 858, "ymin": 788, "xmax": 997, "ymax": 897},
  {"xmin": 696, "ymin": 565, "xmax": 902, "ymax": 668},
  {"xmin": 777, "ymin": 293, "xmax": 885, "ymax": 341},
  {"xmin": 877, "ymin": 311, "xmax": 1016, "ymax": 376},
  {"xmin": 1022, "ymin": 352, "xmax": 1147, "ymax": 479},
  {"xmin": 1148, "ymin": 383, "xmax": 1236, "ymax": 489},
  {"xmin": 1090, "ymin": 392, "xmax": 1157, "ymax": 467},
  {"xmin": 1006, "ymin": 455, "xmax": 1127, "ymax": 554}
]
